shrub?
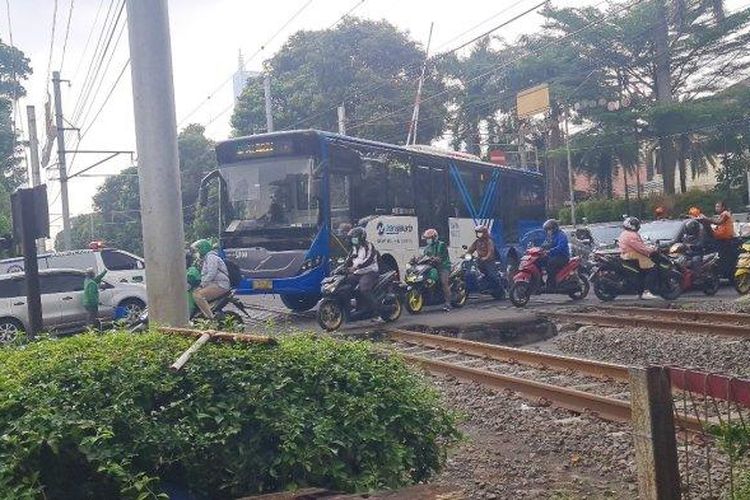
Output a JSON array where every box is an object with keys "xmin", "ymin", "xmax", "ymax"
[{"xmin": 0, "ymin": 333, "xmax": 459, "ymax": 498}]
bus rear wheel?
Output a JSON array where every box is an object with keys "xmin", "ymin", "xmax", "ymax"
[{"xmin": 280, "ymin": 293, "xmax": 319, "ymax": 312}]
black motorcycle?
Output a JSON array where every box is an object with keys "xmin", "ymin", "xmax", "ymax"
[
  {"xmin": 462, "ymin": 253, "xmax": 507, "ymax": 299},
  {"xmin": 403, "ymin": 255, "xmax": 467, "ymax": 313},
  {"xmin": 668, "ymin": 243, "xmax": 720, "ymax": 295},
  {"xmin": 590, "ymin": 249, "xmax": 682, "ymax": 301},
  {"xmin": 316, "ymin": 265, "xmax": 402, "ymax": 331},
  {"xmin": 129, "ymin": 289, "xmax": 250, "ymax": 333}
]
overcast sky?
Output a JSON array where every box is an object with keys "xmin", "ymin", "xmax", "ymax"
[{"xmin": 2, "ymin": 0, "xmax": 746, "ymax": 234}]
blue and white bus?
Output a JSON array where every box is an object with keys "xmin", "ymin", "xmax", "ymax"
[{"xmin": 206, "ymin": 130, "xmax": 545, "ymax": 311}]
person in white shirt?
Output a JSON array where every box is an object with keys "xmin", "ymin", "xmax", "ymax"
[{"xmin": 346, "ymin": 227, "xmax": 379, "ymax": 312}]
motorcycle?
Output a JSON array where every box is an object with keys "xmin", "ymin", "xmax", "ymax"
[
  {"xmin": 734, "ymin": 240, "xmax": 750, "ymax": 294},
  {"xmin": 403, "ymin": 255, "xmax": 467, "ymax": 313},
  {"xmin": 316, "ymin": 264, "xmax": 402, "ymax": 331},
  {"xmin": 129, "ymin": 289, "xmax": 250, "ymax": 333},
  {"xmin": 590, "ymin": 249, "xmax": 682, "ymax": 302},
  {"xmin": 508, "ymin": 248, "xmax": 589, "ymax": 307},
  {"xmin": 668, "ymin": 243, "xmax": 720, "ymax": 295},
  {"xmin": 461, "ymin": 253, "xmax": 507, "ymax": 299}
]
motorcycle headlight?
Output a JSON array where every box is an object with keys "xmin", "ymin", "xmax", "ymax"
[{"xmin": 300, "ymin": 256, "xmax": 323, "ymax": 273}]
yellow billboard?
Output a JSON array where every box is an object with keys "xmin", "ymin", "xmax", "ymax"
[{"xmin": 517, "ymin": 84, "xmax": 550, "ymax": 118}]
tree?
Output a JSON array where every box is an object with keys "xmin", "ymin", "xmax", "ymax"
[
  {"xmin": 178, "ymin": 124, "xmax": 218, "ymax": 239},
  {"xmin": 231, "ymin": 17, "xmax": 448, "ymax": 144}
]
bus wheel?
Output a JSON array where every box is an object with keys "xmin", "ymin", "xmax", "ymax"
[{"xmin": 281, "ymin": 293, "xmax": 319, "ymax": 312}]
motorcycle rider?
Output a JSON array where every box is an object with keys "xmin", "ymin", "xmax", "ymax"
[
  {"xmin": 467, "ymin": 225, "xmax": 501, "ymax": 289},
  {"xmin": 191, "ymin": 239, "xmax": 231, "ymax": 320},
  {"xmin": 711, "ymin": 200, "xmax": 735, "ymax": 241},
  {"xmin": 346, "ymin": 226, "xmax": 379, "ymax": 312},
  {"xmin": 422, "ymin": 228, "xmax": 452, "ymax": 311},
  {"xmin": 541, "ymin": 219, "xmax": 570, "ymax": 289},
  {"xmin": 618, "ymin": 216, "xmax": 657, "ymax": 298}
]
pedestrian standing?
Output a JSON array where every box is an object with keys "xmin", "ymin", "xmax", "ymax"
[{"xmin": 83, "ymin": 268, "xmax": 107, "ymax": 329}]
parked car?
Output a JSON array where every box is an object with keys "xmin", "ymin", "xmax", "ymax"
[
  {"xmin": 0, "ymin": 268, "xmax": 148, "ymax": 343},
  {"xmin": 0, "ymin": 248, "xmax": 145, "ymax": 284}
]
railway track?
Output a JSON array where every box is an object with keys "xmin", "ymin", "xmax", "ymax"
[
  {"xmin": 386, "ymin": 329, "xmax": 703, "ymax": 432},
  {"xmin": 542, "ymin": 306, "xmax": 750, "ymax": 339}
]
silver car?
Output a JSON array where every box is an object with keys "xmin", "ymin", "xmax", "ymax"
[{"xmin": 0, "ymin": 268, "xmax": 148, "ymax": 343}]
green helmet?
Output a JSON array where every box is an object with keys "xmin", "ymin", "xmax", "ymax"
[{"xmin": 192, "ymin": 239, "xmax": 212, "ymax": 257}]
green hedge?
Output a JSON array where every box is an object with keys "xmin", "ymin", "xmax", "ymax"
[
  {"xmin": 0, "ymin": 333, "xmax": 459, "ymax": 499},
  {"xmin": 558, "ymin": 189, "xmax": 746, "ymax": 225}
]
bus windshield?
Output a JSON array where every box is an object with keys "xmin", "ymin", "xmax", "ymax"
[{"xmin": 220, "ymin": 156, "xmax": 319, "ymax": 228}]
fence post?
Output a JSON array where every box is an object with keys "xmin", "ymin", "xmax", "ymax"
[{"xmin": 629, "ymin": 366, "xmax": 681, "ymax": 500}]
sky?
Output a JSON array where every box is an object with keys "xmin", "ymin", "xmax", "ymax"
[{"xmin": 1, "ymin": 0, "xmax": 747, "ymax": 236}]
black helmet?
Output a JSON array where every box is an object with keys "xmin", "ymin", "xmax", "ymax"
[
  {"xmin": 623, "ymin": 216, "xmax": 641, "ymax": 231},
  {"xmin": 347, "ymin": 226, "xmax": 367, "ymax": 245},
  {"xmin": 684, "ymin": 219, "xmax": 700, "ymax": 236},
  {"xmin": 543, "ymin": 219, "xmax": 559, "ymax": 232}
]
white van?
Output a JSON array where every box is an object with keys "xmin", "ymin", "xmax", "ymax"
[{"xmin": 0, "ymin": 248, "xmax": 146, "ymax": 285}]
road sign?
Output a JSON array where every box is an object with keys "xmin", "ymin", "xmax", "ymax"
[
  {"xmin": 489, "ymin": 150, "xmax": 507, "ymax": 165},
  {"xmin": 517, "ymin": 84, "xmax": 550, "ymax": 118}
]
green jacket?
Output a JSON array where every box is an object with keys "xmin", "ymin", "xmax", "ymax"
[
  {"xmin": 423, "ymin": 240, "xmax": 451, "ymax": 271},
  {"xmin": 186, "ymin": 265, "xmax": 202, "ymax": 314},
  {"xmin": 82, "ymin": 270, "xmax": 107, "ymax": 309}
]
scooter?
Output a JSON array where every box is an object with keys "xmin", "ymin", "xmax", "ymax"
[
  {"xmin": 590, "ymin": 249, "xmax": 682, "ymax": 302},
  {"xmin": 129, "ymin": 289, "xmax": 250, "ymax": 333},
  {"xmin": 461, "ymin": 253, "xmax": 507, "ymax": 299},
  {"xmin": 734, "ymin": 240, "xmax": 750, "ymax": 294},
  {"xmin": 509, "ymin": 248, "xmax": 589, "ymax": 307},
  {"xmin": 316, "ymin": 264, "xmax": 402, "ymax": 331},
  {"xmin": 668, "ymin": 243, "xmax": 720, "ymax": 295},
  {"xmin": 403, "ymin": 255, "xmax": 467, "ymax": 313}
]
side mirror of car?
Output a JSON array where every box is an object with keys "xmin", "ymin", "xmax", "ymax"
[{"xmin": 461, "ymin": 245, "xmax": 468, "ymax": 250}]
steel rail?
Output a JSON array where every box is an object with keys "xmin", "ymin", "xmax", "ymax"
[
  {"xmin": 597, "ymin": 305, "xmax": 750, "ymax": 325},
  {"xmin": 542, "ymin": 311, "xmax": 750, "ymax": 339},
  {"xmin": 400, "ymin": 352, "xmax": 703, "ymax": 433},
  {"xmin": 388, "ymin": 329, "xmax": 629, "ymax": 381}
]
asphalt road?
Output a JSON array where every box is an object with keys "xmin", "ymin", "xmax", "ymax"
[{"xmin": 239, "ymin": 284, "xmax": 743, "ymax": 335}]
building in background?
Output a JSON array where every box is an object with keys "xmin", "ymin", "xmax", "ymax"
[{"xmin": 232, "ymin": 50, "xmax": 260, "ymax": 101}]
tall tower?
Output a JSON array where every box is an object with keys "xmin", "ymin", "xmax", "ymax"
[{"xmin": 232, "ymin": 50, "xmax": 259, "ymax": 100}]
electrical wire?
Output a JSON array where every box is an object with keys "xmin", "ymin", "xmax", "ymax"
[
  {"xmin": 45, "ymin": 0, "xmax": 59, "ymax": 89},
  {"xmin": 78, "ymin": 58, "xmax": 130, "ymax": 142},
  {"xmin": 58, "ymin": 0, "xmax": 75, "ymax": 72},
  {"xmin": 70, "ymin": 0, "xmax": 106, "ymax": 84},
  {"xmin": 177, "ymin": 0, "xmax": 316, "ymax": 127}
]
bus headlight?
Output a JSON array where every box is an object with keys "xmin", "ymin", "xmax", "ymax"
[{"xmin": 299, "ymin": 256, "xmax": 323, "ymax": 273}]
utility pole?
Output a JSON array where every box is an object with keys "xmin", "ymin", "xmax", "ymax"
[
  {"xmin": 564, "ymin": 110, "xmax": 576, "ymax": 226},
  {"xmin": 126, "ymin": 0, "xmax": 189, "ymax": 326},
  {"xmin": 26, "ymin": 105, "xmax": 45, "ymax": 251},
  {"xmin": 52, "ymin": 71, "xmax": 72, "ymax": 250},
  {"xmin": 337, "ymin": 104, "xmax": 346, "ymax": 135},
  {"xmin": 264, "ymin": 74, "xmax": 274, "ymax": 133},
  {"xmin": 406, "ymin": 22, "xmax": 434, "ymax": 145}
]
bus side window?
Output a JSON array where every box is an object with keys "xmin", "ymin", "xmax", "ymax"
[
  {"xmin": 388, "ymin": 161, "xmax": 414, "ymax": 213},
  {"xmin": 352, "ymin": 160, "xmax": 388, "ymax": 220}
]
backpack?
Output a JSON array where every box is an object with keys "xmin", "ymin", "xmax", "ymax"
[{"xmin": 222, "ymin": 258, "xmax": 243, "ymax": 288}]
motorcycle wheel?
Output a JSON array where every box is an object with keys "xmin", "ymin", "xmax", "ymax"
[
  {"xmin": 660, "ymin": 273, "xmax": 683, "ymax": 300},
  {"xmin": 568, "ymin": 275, "xmax": 590, "ymax": 300},
  {"xmin": 451, "ymin": 279, "xmax": 468, "ymax": 308},
  {"xmin": 509, "ymin": 281, "xmax": 531, "ymax": 307},
  {"xmin": 380, "ymin": 294, "xmax": 403, "ymax": 323},
  {"xmin": 593, "ymin": 282, "xmax": 617, "ymax": 302},
  {"xmin": 317, "ymin": 299, "xmax": 344, "ymax": 331},
  {"xmin": 735, "ymin": 274, "xmax": 750, "ymax": 295},
  {"xmin": 703, "ymin": 273, "xmax": 720, "ymax": 296},
  {"xmin": 405, "ymin": 288, "xmax": 424, "ymax": 314},
  {"xmin": 217, "ymin": 311, "xmax": 244, "ymax": 332}
]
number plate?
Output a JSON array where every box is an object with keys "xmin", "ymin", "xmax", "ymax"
[{"xmin": 252, "ymin": 279, "xmax": 273, "ymax": 290}]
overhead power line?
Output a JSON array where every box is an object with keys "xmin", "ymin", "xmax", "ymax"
[
  {"xmin": 45, "ymin": 0, "xmax": 59, "ymax": 89},
  {"xmin": 78, "ymin": 58, "xmax": 130, "ymax": 140},
  {"xmin": 59, "ymin": 0, "xmax": 75, "ymax": 72}
]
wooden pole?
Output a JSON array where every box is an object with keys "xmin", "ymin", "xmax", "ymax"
[
  {"xmin": 171, "ymin": 333, "xmax": 211, "ymax": 371},
  {"xmin": 629, "ymin": 366, "xmax": 681, "ymax": 500}
]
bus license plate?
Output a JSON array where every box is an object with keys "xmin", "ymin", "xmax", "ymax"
[{"xmin": 253, "ymin": 279, "xmax": 273, "ymax": 290}]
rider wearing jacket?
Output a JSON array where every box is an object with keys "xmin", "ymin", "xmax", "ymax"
[
  {"xmin": 423, "ymin": 228, "xmax": 452, "ymax": 311},
  {"xmin": 347, "ymin": 227, "xmax": 379, "ymax": 312},
  {"xmin": 541, "ymin": 219, "xmax": 570, "ymax": 288},
  {"xmin": 191, "ymin": 239, "xmax": 231, "ymax": 320},
  {"xmin": 618, "ymin": 217, "xmax": 655, "ymax": 270},
  {"xmin": 468, "ymin": 225, "xmax": 501, "ymax": 289}
]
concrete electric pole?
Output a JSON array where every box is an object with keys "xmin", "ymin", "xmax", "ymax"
[
  {"xmin": 126, "ymin": 0, "xmax": 189, "ymax": 326},
  {"xmin": 52, "ymin": 71, "xmax": 72, "ymax": 250},
  {"xmin": 337, "ymin": 104, "xmax": 346, "ymax": 135},
  {"xmin": 264, "ymin": 74, "xmax": 274, "ymax": 133},
  {"xmin": 25, "ymin": 105, "xmax": 45, "ymax": 251}
]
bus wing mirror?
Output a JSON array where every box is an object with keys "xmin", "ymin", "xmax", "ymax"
[{"xmin": 198, "ymin": 170, "xmax": 221, "ymax": 207}]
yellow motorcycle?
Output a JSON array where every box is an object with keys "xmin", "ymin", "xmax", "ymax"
[{"xmin": 734, "ymin": 240, "xmax": 750, "ymax": 295}]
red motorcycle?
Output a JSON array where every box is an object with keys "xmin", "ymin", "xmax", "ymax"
[{"xmin": 509, "ymin": 247, "xmax": 590, "ymax": 307}]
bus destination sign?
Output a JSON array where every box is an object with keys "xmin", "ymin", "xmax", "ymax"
[{"xmin": 235, "ymin": 139, "xmax": 293, "ymax": 159}]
